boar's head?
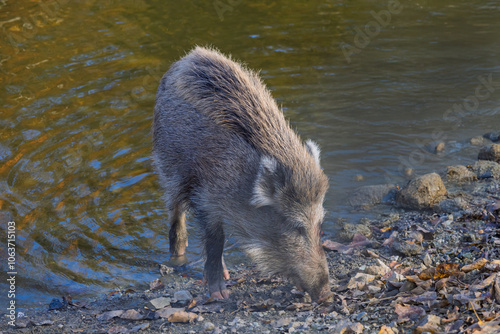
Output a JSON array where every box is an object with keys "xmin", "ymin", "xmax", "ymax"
[{"xmin": 244, "ymin": 140, "xmax": 331, "ymax": 302}]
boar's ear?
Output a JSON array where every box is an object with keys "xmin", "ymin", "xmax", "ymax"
[
  {"xmin": 251, "ymin": 156, "xmax": 280, "ymax": 208},
  {"xmin": 305, "ymin": 139, "xmax": 321, "ymax": 166}
]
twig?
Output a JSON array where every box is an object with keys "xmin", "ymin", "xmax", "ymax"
[{"xmin": 359, "ymin": 293, "xmax": 409, "ymax": 305}]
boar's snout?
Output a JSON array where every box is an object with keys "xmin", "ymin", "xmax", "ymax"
[{"xmin": 291, "ymin": 249, "xmax": 331, "ymax": 302}]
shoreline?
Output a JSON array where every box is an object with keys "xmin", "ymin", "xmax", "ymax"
[{"xmin": 2, "ymin": 143, "xmax": 500, "ymax": 334}]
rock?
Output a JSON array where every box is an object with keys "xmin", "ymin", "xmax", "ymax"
[
  {"xmin": 365, "ymin": 259, "xmax": 391, "ymax": 276},
  {"xmin": 272, "ymin": 317, "xmax": 292, "ymax": 328},
  {"xmin": 130, "ymin": 323, "xmax": 150, "ymax": 332},
  {"xmin": 396, "ymin": 173, "xmax": 447, "ymax": 210},
  {"xmin": 149, "ymin": 278, "xmax": 164, "ymax": 291},
  {"xmin": 120, "ymin": 309, "xmax": 144, "ymax": 321},
  {"xmin": 174, "ymin": 290, "xmax": 192, "ymax": 301},
  {"xmin": 470, "ymin": 136, "xmax": 487, "ymax": 146},
  {"xmin": 423, "ymin": 253, "xmax": 433, "ymax": 266},
  {"xmin": 378, "ymin": 325, "xmax": 396, "ymax": 334},
  {"xmin": 173, "ymin": 290, "xmax": 193, "ymax": 306},
  {"xmin": 347, "ymin": 273, "xmax": 376, "ymax": 289},
  {"xmin": 15, "ymin": 318, "xmax": 33, "ymax": 328},
  {"xmin": 415, "ymin": 314, "xmax": 442, "ymax": 334},
  {"xmin": 483, "ymin": 131, "xmax": 500, "ymax": 142},
  {"xmin": 331, "ymin": 320, "xmax": 363, "ymax": 334},
  {"xmin": 446, "ymin": 165, "xmax": 477, "ymax": 183},
  {"xmin": 471, "ymin": 160, "xmax": 500, "ymax": 179},
  {"xmin": 399, "ymin": 280, "xmax": 416, "ymax": 292},
  {"xmin": 48, "ymin": 298, "xmax": 65, "ymax": 310},
  {"xmin": 435, "ymin": 142, "xmax": 445, "ymax": 153},
  {"xmin": 339, "ymin": 220, "xmax": 372, "ymax": 241},
  {"xmin": 387, "ymin": 271, "xmax": 406, "ymax": 288},
  {"xmin": 203, "ymin": 322, "xmax": 215, "ymax": 332},
  {"xmin": 404, "ymin": 168, "xmax": 414, "ymax": 178},
  {"xmin": 436, "ymin": 197, "xmax": 469, "ymax": 213},
  {"xmin": 97, "ymin": 310, "xmax": 124, "ymax": 321},
  {"xmin": 393, "ymin": 239, "xmax": 423, "ymax": 256},
  {"xmin": 354, "ymin": 174, "xmax": 364, "ymax": 182},
  {"xmin": 159, "ymin": 264, "xmax": 174, "ymax": 276},
  {"xmin": 478, "ymin": 144, "xmax": 500, "ymax": 162},
  {"xmin": 348, "ymin": 184, "xmax": 397, "ymax": 209},
  {"xmin": 108, "ymin": 326, "xmax": 128, "ymax": 334},
  {"xmin": 150, "ymin": 297, "xmax": 171, "ymax": 309}
]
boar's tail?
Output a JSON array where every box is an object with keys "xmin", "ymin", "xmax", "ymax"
[{"xmin": 164, "ymin": 46, "xmax": 299, "ymax": 157}]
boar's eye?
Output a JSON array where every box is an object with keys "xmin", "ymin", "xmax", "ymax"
[{"xmin": 295, "ymin": 226, "xmax": 307, "ymax": 236}]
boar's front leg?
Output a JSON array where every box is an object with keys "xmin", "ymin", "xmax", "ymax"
[{"xmin": 202, "ymin": 219, "xmax": 229, "ymax": 299}]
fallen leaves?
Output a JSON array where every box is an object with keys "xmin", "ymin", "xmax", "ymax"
[
  {"xmin": 394, "ymin": 303, "xmax": 426, "ymax": 321},
  {"xmin": 323, "ymin": 233, "xmax": 373, "ymax": 254}
]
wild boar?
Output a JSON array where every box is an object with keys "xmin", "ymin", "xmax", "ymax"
[{"xmin": 153, "ymin": 46, "xmax": 331, "ymax": 301}]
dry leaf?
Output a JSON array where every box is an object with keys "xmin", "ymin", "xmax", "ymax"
[
  {"xmin": 418, "ymin": 267, "xmax": 435, "ymax": 280},
  {"xmin": 167, "ymin": 310, "xmax": 197, "ymax": 323},
  {"xmin": 462, "ymin": 258, "xmax": 488, "ymax": 273},
  {"xmin": 434, "ymin": 263, "xmax": 461, "ymax": 279},
  {"xmin": 394, "ymin": 303, "xmax": 425, "ymax": 321},
  {"xmin": 156, "ymin": 307, "xmax": 185, "ymax": 319}
]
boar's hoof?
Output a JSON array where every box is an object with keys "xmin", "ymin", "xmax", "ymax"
[
  {"xmin": 317, "ymin": 290, "xmax": 334, "ymax": 304},
  {"xmin": 210, "ymin": 289, "xmax": 229, "ymax": 300}
]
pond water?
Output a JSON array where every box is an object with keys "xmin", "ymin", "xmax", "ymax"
[{"xmin": 0, "ymin": 0, "xmax": 499, "ymax": 308}]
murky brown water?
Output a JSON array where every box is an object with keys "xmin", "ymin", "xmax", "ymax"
[{"xmin": 1, "ymin": 0, "xmax": 499, "ymax": 307}]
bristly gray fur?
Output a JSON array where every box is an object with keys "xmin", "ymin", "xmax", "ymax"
[
  {"xmin": 163, "ymin": 46, "xmax": 328, "ymax": 206},
  {"xmin": 153, "ymin": 46, "xmax": 331, "ymax": 301}
]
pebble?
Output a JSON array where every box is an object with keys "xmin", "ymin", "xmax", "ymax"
[
  {"xmin": 393, "ymin": 239, "xmax": 424, "ymax": 255},
  {"xmin": 435, "ymin": 142, "xmax": 445, "ymax": 153},
  {"xmin": 483, "ymin": 131, "xmax": 500, "ymax": 142},
  {"xmin": 479, "ymin": 144, "xmax": 500, "ymax": 162},
  {"xmin": 174, "ymin": 290, "xmax": 192, "ymax": 301},
  {"xmin": 203, "ymin": 322, "xmax": 215, "ymax": 331},
  {"xmin": 150, "ymin": 297, "xmax": 171, "ymax": 309},
  {"xmin": 272, "ymin": 317, "xmax": 292, "ymax": 328},
  {"xmin": 423, "ymin": 253, "xmax": 433, "ymax": 266},
  {"xmin": 404, "ymin": 168, "xmax": 413, "ymax": 177},
  {"xmin": 347, "ymin": 273, "xmax": 376, "ymax": 289},
  {"xmin": 470, "ymin": 136, "xmax": 486, "ymax": 146}
]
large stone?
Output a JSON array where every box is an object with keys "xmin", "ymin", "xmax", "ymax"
[
  {"xmin": 478, "ymin": 144, "xmax": 500, "ymax": 163},
  {"xmin": 483, "ymin": 131, "xmax": 500, "ymax": 142},
  {"xmin": 446, "ymin": 165, "xmax": 477, "ymax": 183},
  {"xmin": 471, "ymin": 160, "xmax": 500, "ymax": 179},
  {"xmin": 396, "ymin": 173, "xmax": 447, "ymax": 210}
]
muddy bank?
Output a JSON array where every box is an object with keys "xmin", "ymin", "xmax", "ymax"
[{"xmin": 2, "ymin": 145, "xmax": 500, "ymax": 334}]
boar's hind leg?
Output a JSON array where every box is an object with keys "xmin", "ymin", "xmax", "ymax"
[
  {"xmin": 168, "ymin": 204, "xmax": 188, "ymax": 258},
  {"xmin": 203, "ymin": 219, "xmax": 229, "ymax": 299}
]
